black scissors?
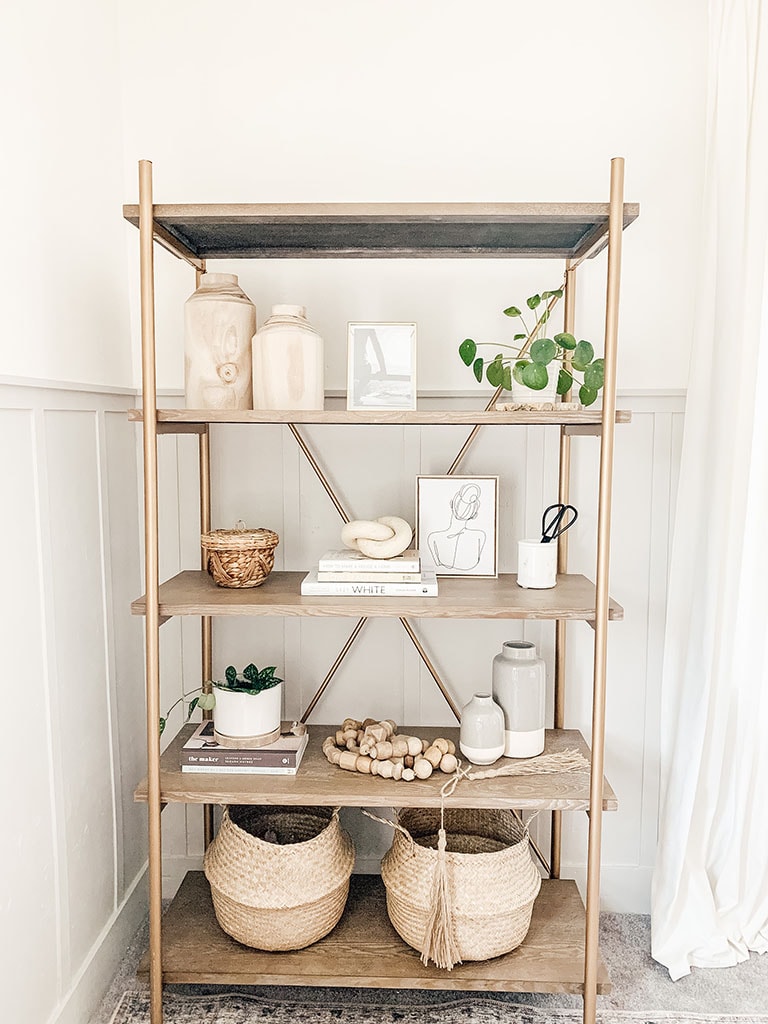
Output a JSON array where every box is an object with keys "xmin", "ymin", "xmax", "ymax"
[{"xmin": 541, "ymin": 503, "xmax": 578, "ymax": 543}]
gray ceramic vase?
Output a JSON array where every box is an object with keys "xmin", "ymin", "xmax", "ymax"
[{"xmin": 459, "ymin": 692, "xmax": 505, "ymax": 766}]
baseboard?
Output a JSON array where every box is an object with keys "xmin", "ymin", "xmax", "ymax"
[
  {"xmin": 164, "ymin": 855, "xmax": 204, "ymax": 898},
  {"xmin": 48, "ymin": 869, "xmax": 148, "ymax": 1024},
  {"xmin": 562, "ymin": 862, "xmax": 653, "ymax": 915}
]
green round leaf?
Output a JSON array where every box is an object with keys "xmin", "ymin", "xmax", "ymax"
[
  {"xmin": 486, "ymin": 357, "xmax": 504, "ymax": 387},
  {"xmin": 554, "ymin": 332, "xmax": 577, "ymax": 350},
  {"xmin": 472, "ymin": 357, "xmax": 484, "ymax": 383},
  {"xmin": 198, "ymin": 692, "xmax": 216, "ymax": 711},
  {"xmin": 513, "ymin": 333, "xmax": 527, "ymax": 341},
  {"xmin": 572, "ymin": 340, "xmax": 595, "ymax": 371},
  {"xmin": 526, "ymin": 293, "xmax": 542, "ymax": 310},
  {"xmin": 512, "ymin": 359, "xmax": 528, "ymax": 384},
  {"xmin": 579, "ymin": 384, "xmax": 598, "ymax": 406},
  {"xmin": 459, "ymin": 338, "xmax": 477, "ymax": 366},
  {"xmin": 503, "ymin": 305, "xmax": 522, "ymax": 317},
  {"xmin": 539, "ymin": 309, "xmax": 550, "ymax": 324},
  {"xmin": 522, "ymin": 362, "xmax": 549, "ymax": 390},
  {"xmin": 225, "ymin": 665, "xmax": 237, "ymax": 685},
  {"xmin": 530, "ymin": 338, "xmax": 557, "ymax": 364},
  {"xmin": 502, "ymin": 365, "xmax": 513, "ymax": 390},
  {"xmin": 557, "ymin": 368, "xmax": 573, "ymax": 395},
  {"xmin": 584, "ymin": 358, "xmax": 605, "ymax": 391},
  {"xmin": 159, "ymin": 717, "xmax": 166, "ymax": 735}
]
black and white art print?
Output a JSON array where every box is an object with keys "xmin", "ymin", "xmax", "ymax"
[
  {"xmin": 416, "ymin": 475, "xmax": 499, "ymax": 578},
  {"xmin": 347, "ymin": 322, "xmax": 417, "ymax": 411}
]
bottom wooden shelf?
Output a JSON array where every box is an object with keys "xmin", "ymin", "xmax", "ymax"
[{"xmin": 140, "ymin": 872, "xmax": 610, "ymax": 994}]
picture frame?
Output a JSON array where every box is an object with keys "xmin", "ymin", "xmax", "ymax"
[
  {"xmin": 416, "ymin": 475, "xmax": 499, "ymax": 578},
  {"xmin": 347, "ymin": 322, "xmax": 417, "ymax": 411}
]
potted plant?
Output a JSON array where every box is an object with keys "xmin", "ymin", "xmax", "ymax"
[
  {"xmin": 211, "ymin": 663, "xmax": 284, "ymax": 747},
  {"xmin": 458, "ymin": 287, "xmax": 605, "ymax": 406}
]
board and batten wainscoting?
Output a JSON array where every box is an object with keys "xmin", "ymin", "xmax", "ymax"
[{"xmin": 0, "ymin": 379, "xmax": 682, "ymax": 1024}]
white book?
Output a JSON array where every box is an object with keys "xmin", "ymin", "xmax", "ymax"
[
  {"xmin": 317, "ymin": 548, "xmax": 421, "ymax": 573},
  {"xmin": 317, "ymin": 570, "xmax": 422, "ymax": 583},
  {"xmin": 180, "ymin": 763, "xmax": 301, "ymax": 775},
  {"xmin": 301, "ymin": 568, "xmax": 438, "ymax": 597}
]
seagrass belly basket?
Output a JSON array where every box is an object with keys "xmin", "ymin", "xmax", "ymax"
[
  {"xmin": 204, "ymin": 805, "xmax": 355, "ymax": 950},
  {"xmin": 380, "ymin": 806, "xmax": 541, "ymax": 969}
]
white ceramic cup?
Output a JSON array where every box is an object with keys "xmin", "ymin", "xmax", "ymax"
[{"xmin": 517, "ymin": 539, "xmax": 558, "ymax": 589}]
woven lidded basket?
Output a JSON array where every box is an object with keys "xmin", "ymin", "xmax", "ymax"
[
  {"xmin": 204, "ymin": 805, "xmax": 355, "ymax": 950},
  {"xmin": 201, "ymin": 522, "xmax": 279, "ymax": 588},
  {"xmin": 381, "ymin": 806, "xmax": 541, "ymax": 968}
]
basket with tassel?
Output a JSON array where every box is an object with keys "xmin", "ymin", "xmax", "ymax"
[{"xmin": 377, "ymin": 806, "xmax": 541, "ymax": 970}]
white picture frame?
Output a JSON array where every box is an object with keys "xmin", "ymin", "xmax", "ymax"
[
  {"xmin": 416, "ymin": 475, "xmax": 499, "ymax": 578},
  {"xmin": 347, "ymin": 322, "xmax": 417, "ymax": 411}
]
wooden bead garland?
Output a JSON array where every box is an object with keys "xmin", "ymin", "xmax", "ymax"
[{"xmin": 323, "ymin": 719, "xmax": 457, "ymax": 782}]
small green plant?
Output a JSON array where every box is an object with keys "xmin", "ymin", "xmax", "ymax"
[
  {"xmin": 459, "ymin": 287, "xmax": 605, "ymax": 406},
  {"xmin": 158, "ymin": 664, "xmax": 281, "ymax": 735},
  {"xmin": 213, "ymin": 663, "xmax": 283, "ymax": 696}
]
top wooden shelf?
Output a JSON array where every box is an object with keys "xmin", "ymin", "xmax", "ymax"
[
  {"xmin": 122, "ymin": 202, "xmax": 639, "ymax": 260},
  {"xmin": 129, "ymin": 407, "xmax": 631, "ymax": 433}
]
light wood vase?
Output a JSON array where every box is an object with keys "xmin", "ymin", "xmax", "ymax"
[
  {"xmin": 184, "ymin": 273, "xmax": 256, "ymax": 409},
  {"xmin": 252, "ymin": 304, "xmax": 324, "ymax": 410}
]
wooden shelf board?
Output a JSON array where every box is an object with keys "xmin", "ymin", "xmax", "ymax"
[
  {"xmin": 131, "ymin": 571, "xmax": 624, "ymax": 621},
  {"xmin": 128, "ymin": 407, "xmax": 632, "ymax": 428},
  {"xmin": 123, "ymin": 201, "xmax": 638, "ymax": 260},
  {"xmin": 139, "ymin": 872, "xmax": 610, "ymax": 993},
  {"xmin": 134, "ymin": 725, "xmax": 617, "ymax": 811}
]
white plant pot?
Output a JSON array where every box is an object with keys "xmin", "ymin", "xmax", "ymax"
[
  {"xmin": 213, "ymin": 682, "xmax": 282, "ymax": 748},
  {"xmin": 510, "ymin": 364, "xmax": 560, "ymax": 405}
]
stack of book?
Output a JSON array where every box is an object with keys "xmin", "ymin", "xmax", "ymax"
[
  {"xmin": 300, "ymin": 548, "xmax": 438, "ymax": 597},
  {"xmin": 180, "ymin": 720, "xmax": 309, "ymax": 775}
]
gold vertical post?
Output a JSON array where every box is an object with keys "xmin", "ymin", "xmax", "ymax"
[
  {"xmin": 198, "ymin": 420, "xmax": 214, "ymax": 848},
  {"xmin": 551, "ymin": 259, "xmax": 577, "ymax": 877},
  {"xmin": 583, "ymin": 157, "xmax": 624, "ymax": 1024},
  {"xmin": 139, "ymin": 159, "xmax": 163, "ymax": 1024}
]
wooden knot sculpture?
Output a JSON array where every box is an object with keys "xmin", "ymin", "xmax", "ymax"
[
  {"xmin": 322, "ymin": 718, "xmax": 458, "ymax": 781},
  {"xmin": 340, "ymin": 517, "xmax": 413, "ymax": 559}
]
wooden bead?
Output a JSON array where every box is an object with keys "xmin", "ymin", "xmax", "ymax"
[
  {"xmin": 392, "ymin": 762, "xmax": 404, "ymax": 781},
  {"xmin": 342, "ymin": 718, "xmax": 361, "ymax": 732},
  {"xmin": 356, "ymin": 755, "xmax": 372, "ymax": 773},
  {"xmin": 406, "ymin": 736, "xmax": 422, "ymax": 757},
  {"xmin": 369, "ymin": 759, "xmax": 381, "ymax": 776},
  {"xmin": 378, "ymin": 760, "xmax": 395, "ymax": 779},
  {"xmin": 373, "ymin": 740, "xmax": 393, "ymax": 760},
  {"xmin": 329, "ymin": 748, "xmax": 342, "ymax": 765},
  {"xmin": 366, "ymin": 723, "xmax": 388, "ymax": 744},
  {"xmin": 335, "ymin": 730, "xmax": 346, "ymax": 747},
  {"xmin": 339, "ymin": 750, "xmax": 360, "ymax": 772},
  {"xmin": 356, "ymin": 730, "xmax": 365, "ymax": 745},
  {"xmin": 362, "ymin": 718, "xmax": 377, "ymax": 729},
  {"xmin": 346, "ymin": 739, "xmax": 360, "ymax": 751},
  {"xmin": 445, "ymin": 739, "xmax": 456, "ymax": 755},
  {"xmin": 414, "ymin": 758, "xmax": 433, "ymax": 780},
  {"xmin": 383, "ymin": 719, "xmax": 397, "ymax": 737},
  {"xmin": 439, "ymin": 753, "xmax": 458, "ymax": 774},
  {"xmin": 404, "ymin": 755, "xmax": 414, "ymax": 769},
  {"xmin": 391, "ymin": 738, "xmax": 409, "ymax": 758},
  {"xmin": 402, "ymin": 768, "xmax": 415, "ymax": 781},
  {"xmin": 433, "ymin": 738, "xmax": 449, "ymax": 754},
  {"xmin": 421, "ymin": 739, "xmax": 430, "ymax": 753},
  {"xmin": 424, "ymin": 745, "xmax": 442, "ymax": 768}
]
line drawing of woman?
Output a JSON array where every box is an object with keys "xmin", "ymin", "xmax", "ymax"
[{"xmin": 427, "ymin": 483, "xmax": 487, "ymax": 571}]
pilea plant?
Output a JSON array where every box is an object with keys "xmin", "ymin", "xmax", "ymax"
[
  {"xmin": 459, "ymin": 287, "xmax": 605, "ymax": 406},
  {"xmin": 158, "ymin": 664, "xmax": 282, "ymax": 734}
]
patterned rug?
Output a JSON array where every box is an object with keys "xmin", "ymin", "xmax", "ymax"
[{"xmin": 109, "ymin": 991, "xmax": 768, "ymax": 1024}]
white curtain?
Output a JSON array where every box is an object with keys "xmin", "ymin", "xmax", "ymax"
[{"xmin": 651, "ymin": 0, "xmax": 768, "ymax": 980}]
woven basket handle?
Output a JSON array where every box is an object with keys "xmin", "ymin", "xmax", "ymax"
[{"xmin": 360, "ymin": 808, "xmax": 415, "ymax": 854}]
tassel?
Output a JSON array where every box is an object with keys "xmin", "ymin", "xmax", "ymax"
[{"xmin": 420, "ymin": 824, "xmax": 462, "ymax": 970}]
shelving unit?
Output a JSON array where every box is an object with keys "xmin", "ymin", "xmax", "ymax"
[{"xmin": 126, "ymin": 159, "xmax": 635, "ymax": 1024}]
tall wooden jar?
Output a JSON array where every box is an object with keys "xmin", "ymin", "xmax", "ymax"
[
  {"xmin": 184, "ymin": 273, "xmax": 256, "ymax": 409},
  {"xmin": 252, "ymin": 304, "xmax": 324, "ymax": 410}
]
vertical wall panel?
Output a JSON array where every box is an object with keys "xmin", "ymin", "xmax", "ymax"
[
  {"xmin": 0, "ymin": 408, "xmax": 60, "ymax": 1024},
  {"xmin": 44, "ymin": 409, "xmax": 116, "ymax": 972}
]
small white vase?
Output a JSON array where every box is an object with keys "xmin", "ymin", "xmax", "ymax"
[
  {"xmin": 213, "ymin": 682, "xmax": 282, "ymax": 747},
  {"xmin": 184, "ymin": 273, "xmax": 256, "ymax": 410},
  {"xmin": 252, "ymin": 304, "xmax": 324, "ymax": 410},
  {"xmin": 459, "ymin": 692, "xmax": 506, "ymax": 765}
]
